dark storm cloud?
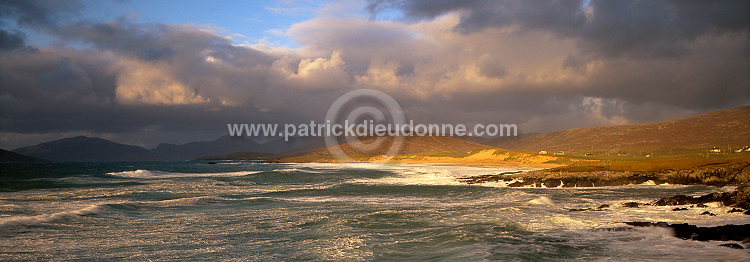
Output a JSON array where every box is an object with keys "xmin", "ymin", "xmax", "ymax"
[
  {"xmin": 368, "ymin": 0, "xmax": 750, "ymax": 58},
  {"xmin": 0, "ymin": 13, "xmax": 360, "ymax": 150},
  {"xmin": 367, "ymin": 0, "xmax": 586, "ymax": 33},
  {"xmin": 0, "ymin": 0, "xmax": 81, "ymax": 28},
  {"xmin": 0, "ymin": 28, "xmax": 36, "ymax": 52},
  {"xmin": 58, "ymin": 18, "xmax": 269, "ymax": 63}
]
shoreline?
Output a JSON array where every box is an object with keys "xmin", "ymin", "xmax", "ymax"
[{"xmin": 458, "ymin": 161, "xmax": 750, "ymax": 188}]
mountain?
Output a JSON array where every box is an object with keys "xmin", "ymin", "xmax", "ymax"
[
  {"xmin": 0, "ymin": 148, "xmax": 46, "ymax": 162},
  {"xmin": 153, "ymin": 135, "xmax": 325, "ymax": 160},
  {"xmin": 12, "ymin": 136, "xmax": 156, "ymax": 161},
  {"xmin": 11, "ymin": 135, "xmax": 326, "ymax": 162},
  {"xmin": 489, "ymin": 106, "xmax": 750, "ymax": 154}
]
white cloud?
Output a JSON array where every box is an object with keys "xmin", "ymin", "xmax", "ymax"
[{"xmin": 114, "ymin": 59, "xmax": 210, "ymax": 105}]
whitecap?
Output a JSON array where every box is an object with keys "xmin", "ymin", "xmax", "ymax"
[
  {"xmin": 527, "ymin": 196, "xmax": 555, "ymax": 205},
  {"xmin": 106, "ymin": 169, "xmax": 261, "ymax": 179},
  {"xmin": 0, "ymin": 205, "xmax": 106, "ymax": 227}
]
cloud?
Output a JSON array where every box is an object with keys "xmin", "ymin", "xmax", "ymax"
[
  {"xmin": 270, "ymin": 50, "xmax": 351, "ymax": 90},
  {"xmin": 367, "ymin": 0, "xmax": 750, "ymax": 59},
  {"xmin": 0, "ymin": 28, "xmax": 37, "ymax": 52},
  {"xmin": 114, "ymin": 59, "xmax": 210, "ymax": 105},
  {"xmin": 0, "ymin": 0, "xmax": 81, "ymax": 29},
  {"xmin": 1, "ymin": 0, "xmax": 748, "ymax": 149}
]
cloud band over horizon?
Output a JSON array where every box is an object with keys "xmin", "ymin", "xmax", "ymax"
[{"xmin": 1, "ymin": 0, "xmax": 748, "ymax": 149}]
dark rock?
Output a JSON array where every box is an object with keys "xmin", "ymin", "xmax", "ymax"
[
  {"xmin": 695, "ymin": 203, "xmax": 708, "ymax": 208},
  {"xmin": 672, "ymin": 207, "xmax": 689, "ymax": 211},
  {"xmin": 591, "ymin": 227, "xmax": 635, "ymax": 232},
  {"xmin": 654, "ymin": 192, "xmax": 737, "ymax": 207},
  {"xmin": 700, "ymin": 211, "xmax": 716, "ymax": 216},
  {"xmin": 597, "ymin": 204, "xmax": 610, "ymax": 209},
  {"xmin": 655, "ymin": 195, "xmax": 697, "ymax": 206},
  {"xmin": 457, "ymin": 171, "xmax": 523, "ymax": 184},
  {"xmin": 718, "ymin": 243, "xmax": 744, "ymax": 249},
  {"xmin": 507, "ymin": 181, "xmax": 525, "ymax": 187},
  {"xmin": 568, "ymin": 208, "xmax": 590, "ymax": 212},
  {"xmin": 626, "ymin": 221, "xmax": 669, "ymax": 227},
  {"xmin": 728, "ymin": 208, "xmax": 744, "ymax": 213},
  {"xmin": 207, "ymin": 162, "xmax": 218, "ymax": 164},
  {"xmin": 622, "ymin": 202, "xmax": 640, "ymax": 208},
  {"xmin": 625, "ymin": 222, "xmax": 750, "ymax": 242}
]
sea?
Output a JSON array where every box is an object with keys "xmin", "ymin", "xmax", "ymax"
[{"xmin": 1, "ymin": 161, "xmax": 748, "ymax": 261}]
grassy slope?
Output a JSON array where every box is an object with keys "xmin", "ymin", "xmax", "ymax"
[{"xmin": 491, "ymin": 106, "xmax": 750, "ymax": 155}]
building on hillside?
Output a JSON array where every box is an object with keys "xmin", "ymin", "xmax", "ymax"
[{"xmin": 538, "ymin": 150, "xmax": 548, "ymax": 155}]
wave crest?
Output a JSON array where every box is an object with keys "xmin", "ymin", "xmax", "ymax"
[
  {"xmin": 0, "ymin": 205, "xmax": 106, "ymax": 227},
  {"xmin": 106, "ymin": 169, "xmax": 260, "ymax": 179}
]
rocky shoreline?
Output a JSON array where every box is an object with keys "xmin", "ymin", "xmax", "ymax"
[
  {"xmin": 573, "ymin": 189, "xmax": 750, "ymax": 249},
  {"xmin": 458, "ymin": 162, "xmax": 750, "ymax": 248},
  {"xmin": 459, "ymin": 161, "xmax": 750, "ymax": 188}
]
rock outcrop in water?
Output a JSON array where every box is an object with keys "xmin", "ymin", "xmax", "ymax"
[
  {"xmin": 653, "ymin": 187, "xmax": 750, "ymax": 210},
  {"xmin": 624, "ymin": 222, "xmax": 750, "ymax": 243}
]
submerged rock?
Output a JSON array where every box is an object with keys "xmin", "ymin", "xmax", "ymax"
[
  {"xmin": 652, "ymin": 186, "xmax": 750, "ymax": 209},
  {"xmin": 591, "ymin": 227, "xmax": 635, "ymax": 232},
  {"xmin": 625, "ymin": 222, "xmax": 750, "ymax": 242},
  {"xmin": 672, "ymin": 207, "xmax": 689, "ymax": 211},
  {"xmin": 622, "ymin": 202, "xmax": 640, "ymax": 208},
  {"xmin": 718, "ymin": 243, "xmax": 744, "ymax": 249},
  {"xmin": 568, "ymin": 204, "xmax": 611, "ymax": 212},
  {"xmin": 700, "ymin": 211, "xmax": 716, "ymax": 216}
]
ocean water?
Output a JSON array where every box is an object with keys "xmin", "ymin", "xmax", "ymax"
[{"xmin": 1, "ymin": 161, "xmax": 748, "ymax": 261}]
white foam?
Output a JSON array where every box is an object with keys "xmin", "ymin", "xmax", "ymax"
[
  {"xmin": 527, "ymin": 196, "xmax": 555, "ymax": 206},
  {"xmin": 106, "ymin": 169, "xmax": 260, "ymax": 179},
  {"xmin": 344, "ymin": 163, "xmax": 528, "ymax": 186},
  {"xmin": 272, "ymin": 168, "xmax": 325, "ymax": 173},
  {"xmin": 0, "ymin": 205, "xmax": 106, "ymax": 227}
]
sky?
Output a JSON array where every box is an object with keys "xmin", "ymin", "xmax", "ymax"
[{"xmin": 0, "ymin": 0, "xmax": 748, "ymax": 149}]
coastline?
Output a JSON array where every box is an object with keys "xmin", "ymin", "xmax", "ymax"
[
  {"xmin": 278, "ymin": 157, "xmax": 750, "ymax": 248},
  {"xmin": 459, "ymin": 161, "xmax": 750, "ymax": 188}
]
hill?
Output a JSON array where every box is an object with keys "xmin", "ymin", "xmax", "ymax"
[
  {"xmin": 0, "ymin": 148, "xmax": 46, "ymax": 162},
  {"xmin": 153, "ymin": 135, "xmax": 324, "ymax": 160},
  {"xmin": 490, "ymin": 106, "xmax": 750, "ymax": 155},
  {"xmin": 11, "ymin": 135, "xmax": 326, "ymax": 162},
  {"xmin": 281, "ymin": 136, "xmax": 490, "ymax": 159},
  {"xmin": 279, "ymin": 136, "xmax": 568, "ymax": 168},
  {"xmin": 12, "ymin": 136, "xmax": 156, "ymax": 161}
]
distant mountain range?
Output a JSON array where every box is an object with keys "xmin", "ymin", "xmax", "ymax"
[
  {"xmin": 0, "ymin": 148, "xmax": 46, "ymax": 162},
  {"xmin": 6, "ymin": 106, "xmax": 749, "ymax": 162},
  {"xmin": 11, "ymin": 136, "xmax": 158, "ymax": 162},
  {"xmin": 150, "ymin": 135, "xmax": 324, "ymax": 160},
  {"xmin": 486, "ymin": 106, "xmax": 750, "ymax": 154},
  {"xmin": 11, "ymin": 135, "xmax": 324, "ymax": 162}
]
